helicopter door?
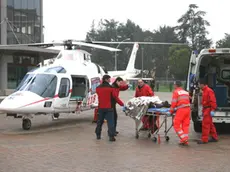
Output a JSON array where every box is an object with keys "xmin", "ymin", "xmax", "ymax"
[{"xmin": 53, "ymin": 74, "xmax": 72, "ymax": 111}]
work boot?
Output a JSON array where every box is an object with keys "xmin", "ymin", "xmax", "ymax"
[
  {"xmin": 178, "ymin": 141, "xmax": 189, "ymax": 146},
  {"xmin": 96, "ymin": 135, "xmax": 101, "ymax": 140},
  {"xmin": 208, "ymin": 137, "xmax": 218, "ymax": 142},
  {"xmin": 197, "ymin": 140, "xmax": 208, "ymax": 144},
  {"xmin": 109, "ymin": 137, "xmax": 116, "ymax": 142},
  {"xmin": 114, "ymin": 131, "xmax": 119, "ymax": 136}
]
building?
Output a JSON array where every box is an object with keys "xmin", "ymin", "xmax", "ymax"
[{"xmin": 0, "ymin": 0, "xmax": 58, "ymax": 96}]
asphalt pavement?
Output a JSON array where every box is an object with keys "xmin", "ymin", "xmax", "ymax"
[{"xmin": 0, "ymin": 91, "xmax": 230, "ymax": 172}]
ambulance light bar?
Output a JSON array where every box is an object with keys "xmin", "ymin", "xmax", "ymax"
[{"xmin": 208, "ymin": 49, "xmax": 216, "ymax": 53}]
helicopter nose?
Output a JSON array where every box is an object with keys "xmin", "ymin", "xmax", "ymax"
[
  {"xmin": 0, "ymin": 97, "xmax": 22, "ymax": 113},
  {"xmin": 0, "ymin": 91, "xmax": 44, "ymax": 113}
]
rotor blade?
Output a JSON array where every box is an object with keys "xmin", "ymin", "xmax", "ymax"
[
  {"xmin": 72, "ymin": 41, "xmax": 121, "ymax": 51},
  {"xmin": 92, "ymin": 41, "xmax": 188, "ymax": 46},
  {"xmin": 0, "ymin": 42, "xmax": 64, "ymax": 48}
]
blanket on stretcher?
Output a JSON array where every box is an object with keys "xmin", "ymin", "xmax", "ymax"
[
  {"xmin": 125, "ymin": 96, "xmax": 171, "ymax": 119},
  {"xmin": 125, "ymin": 96, "xmax": 171, "ymax": 129}
]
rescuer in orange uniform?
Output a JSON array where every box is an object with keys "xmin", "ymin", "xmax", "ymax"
[
  {"xmin": 169, "ymin": 80, "xmax": 191, "ymax": 146},
  {"xmin": 197, "ymin": 79, "xmax": 218, "ymax": 144}
]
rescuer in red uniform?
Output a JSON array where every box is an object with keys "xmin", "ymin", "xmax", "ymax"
[
  {"xmin": 169, "ymin": 80, "xmax": 191, "ymax": 146},
  {"xmin": 135, "ymin": 79, "xmax": 154, "ymax": 97},
  {"xmin": 112, "ymin": 77, "xmax": 129, "ymax": 136},
  {"xmin": 95, "ymin": 75, "xmax": 125, "ymax": 142},
  {"xmin": 197, "ymin": 79, "xmax": 218, "ymax": 144},
  {"xmin": 135, "ymin": 79, "xmax": 154, "ymax": 130}
]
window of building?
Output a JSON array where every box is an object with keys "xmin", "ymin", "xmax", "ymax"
[
  {"xmin": 7, "ymin": 0, "xmax": 43, "ymax": 44},
  {"xmin": 7, "ymin": 63, "xmax": 36, "ymax": 89},
  {"xmin": 21, "ymin": 0, "xmax": 27, "ymax": 9},
  {"xmin": 34, "ymin": 0, "xmax": 41, "ymax": 16},
  {"xmin": 7, "ymin": 0, "xmax": 14, "ymax": 7},
  {"xmin": 14, "ymin": 0, "xmax": 21, "ymax": 9},
  {"xmin": 27, "ymin": 0, "xmax": 34, "ymax": 10}
]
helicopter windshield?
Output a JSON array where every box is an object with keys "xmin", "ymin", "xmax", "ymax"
[
  {"xmin": 15, "ymin": 73, "xmax": 35, "ymax": 91},
  {"xmin": 17, "ymin": 74, "xmax": 57, "ymax": 98}
]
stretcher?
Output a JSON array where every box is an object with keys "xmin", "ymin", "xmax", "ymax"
[{"xmin": 125, "ymin": 105, "xmax": 174, "ymax": 143}]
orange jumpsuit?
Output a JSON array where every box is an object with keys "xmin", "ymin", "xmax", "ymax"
[
  {"xmin": 201, "ymin": 85, "xmax": 218, "ymax": 142},
  {"xmin": 170, "ymin": 87, "xmax": 191, "ymax": 144}
]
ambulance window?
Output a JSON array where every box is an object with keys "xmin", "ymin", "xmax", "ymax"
[
  {"xmin": 222, "ymin": 70, "xmax": 230, "ymax": 79},
  {"xmin": 58, "ymin": 78, "xmax": 70, "ymax": 98}
]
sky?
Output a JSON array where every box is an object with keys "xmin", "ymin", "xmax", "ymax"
[{"xmin": 43, "ymin": 0, "xmax": 229, "ymax": 46}]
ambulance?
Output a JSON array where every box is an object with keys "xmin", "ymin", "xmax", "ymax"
[{"xmin": 187, "ymin": 48, "xmax": 230, "ymax": 132}]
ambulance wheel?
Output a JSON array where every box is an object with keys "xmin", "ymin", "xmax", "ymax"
[
  {"xmin": 193, "ymin": 121, "xmax": 202, "ymax": 133},
  {"xmin": 165, "ymin": 136, "xmax": 170, "ymax": 141},
  {"xmin": 135, "ymin": 133, "xmax": 139, "ymax": 139},
  {"xmin": 148, "ymin": 133, "xmax": 151, "ymax": 138},
  {"xmin": 152, "ymin": 137, "xmax": 157, "ymax": 142},
  {"xmin": 22, "ymin": 119, "xmax": 31, "ymax": 130}
]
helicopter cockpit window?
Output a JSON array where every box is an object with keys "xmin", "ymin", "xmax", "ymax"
[
  {"xmin": 22, "ymin": 74, "xmax": 58, "ymax": 98},
  {"xmin": 15, "ymin": 74, "xmax": 35, "ymax": 91},
  {"xmin": 45, "ymin": 66, "xmax": 66, "ymax": 73}
]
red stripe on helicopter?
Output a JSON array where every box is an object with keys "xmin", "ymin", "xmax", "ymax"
[{"xmin": 20, "ymin": 89, "xmax": 73, "ymax": 108}]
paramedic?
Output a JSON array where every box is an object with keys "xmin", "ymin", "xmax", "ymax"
[
  {"xmin": 112, "ymin": 77, "xmax": 129, "ymax": 136},
  {"xmin": 169, "ymin": 80, "xmax": 191, "ymax": 146},
  {"xmin": 135, "ymin": 79, "xmax": 154, "ymax": 97},
  {"xmin": 197, "ymin": 79, "xmax": 218, "ymax": 144},
  {"xmin": 95, "ymin": 75, "xmax": 125, "ymax": 142},
  {"xmin": 135, "ymin": 79, "xmax": 155, "ymax": 130}
]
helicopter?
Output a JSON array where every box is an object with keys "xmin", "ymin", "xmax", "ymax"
[
  {"xmin": 0, "ymin": 39, "xmax": 187, "ymax": 130},
  {"xmin": 0, "ymin": 40, "xmax": 122, "ymax": 130}
]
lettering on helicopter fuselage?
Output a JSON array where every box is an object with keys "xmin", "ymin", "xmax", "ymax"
[
  {"xmin": 44, "ymin": 101, "xmax": 52, "ymax": 107},
  {"xmin": 87, "ymin": 94, "xmax": 97, "ymax": 105}
]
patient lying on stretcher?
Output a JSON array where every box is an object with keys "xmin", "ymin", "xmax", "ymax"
[{"xmin": 125, "ymin": 96, "xmax": 171, "ymax": 130}]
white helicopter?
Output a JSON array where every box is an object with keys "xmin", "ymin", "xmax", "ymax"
[{"xmin": 0, "ymin": 40, "xmax": 121, "ymax": 130}]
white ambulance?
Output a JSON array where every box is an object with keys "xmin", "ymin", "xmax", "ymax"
[{"xmin": 187, "ymin": 48, "xmax": 230, "ymax": 132}]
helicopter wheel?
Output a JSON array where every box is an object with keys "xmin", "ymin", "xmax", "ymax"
[
  {"xmin": 52, "ymin": 113, "xmax": 60, "ymax": 120},
  {"xmin": 22, "ymin": 118, "xmax": 31, "ymax": 130}
]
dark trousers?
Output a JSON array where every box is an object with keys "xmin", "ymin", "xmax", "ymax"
[
  {"xmin": 114, "ymin": 107, "xmax": 118, "ymax": 132},
  {"xmin": 95, "ymin": 108, "xmax": 115, "ymax": 137}
]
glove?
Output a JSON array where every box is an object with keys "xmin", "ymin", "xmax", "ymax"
[
  {"xmin": 122, "ymin": 106, "xmax": 126, "ymax": 112},
  {"xmin": 166, "ymin": 112, "xmax": 171, "ymax": 116},
  {"xmin": 210, "ymin": 111, "xmax": 215, "ymax": 117}
]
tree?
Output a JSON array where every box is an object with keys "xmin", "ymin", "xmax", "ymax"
[
  {"xmin": 168, "ymin": 45, "xmax": 191, "ymax": 80},
  {"xmin": 176, "ymin": 4, "xmax": 212, "ymax": 52},
  {"xmin": 216, "ymin": 33, "xmax": 230, "ymax": 48}
]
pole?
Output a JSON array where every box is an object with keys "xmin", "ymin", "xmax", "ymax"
[
  {"xmin": 114, "ymin": 38, "xmax": 130, "ymax": 71},
  {"xmin": 141, "ymin": 47, "xmax": 144, "ymax": 78},
  {"xmin": 115, "ymin": 52, "xmax": 117, "ymax": 71}
]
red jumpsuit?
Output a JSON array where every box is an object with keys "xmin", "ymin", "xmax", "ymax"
[
  {"xmin": 135, "ymin": 84, "xmax": 155, "ymax": 129},
  {"xmin": 201, "ymin": 85, "xmax": 218, "ymax": 142},
  {"xmin": 135, "ymin": 84, "xmax": 154, "ymax": 97},
  {"xmin": 170, "ymin": 87, "xmax": 191, "ymax": 144}
]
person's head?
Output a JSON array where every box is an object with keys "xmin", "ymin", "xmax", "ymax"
[
  {"xmin": 137, "ymin": 79, "xmax": 145, "ymax": 88},
  {"xmin": 113, "ymin": 77, "xmax": 123, "ymax": 87},
  {"xmin": 173, "ymin": 80, "xmax": 182, "ymax": 89},
  {"xmin": 198, "ymin": 78, "xmax": 207, "ymax": 90},
  {"xmin": 102, "ymin": 74, "xmax": 111, "ymax": 83}
]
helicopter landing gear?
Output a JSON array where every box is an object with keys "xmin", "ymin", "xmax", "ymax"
[
  {"xmin": 52, "ymin": 113, "xmax": 60, "ymax": 120},
  {"xmin": 22, "ymin": 118, "xmax": 32, "ymax": 130}
]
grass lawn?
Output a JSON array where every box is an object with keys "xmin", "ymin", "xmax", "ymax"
[{"xmin": 157, "ymin": 84, "xmax": 172, "ymax": 92}]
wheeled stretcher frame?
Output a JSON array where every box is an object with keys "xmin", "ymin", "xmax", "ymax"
[{"xmin": 125, "ymin": 105, "xmax": 174, "ymax": 142}]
